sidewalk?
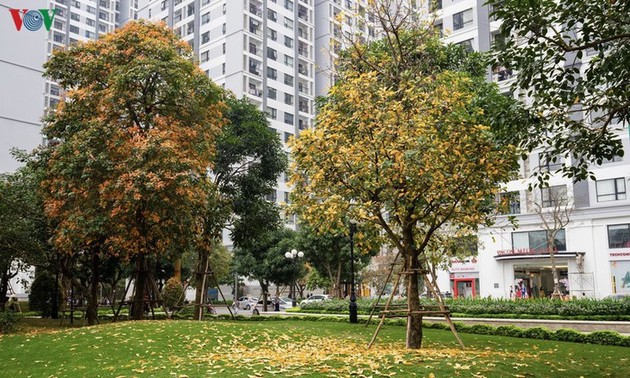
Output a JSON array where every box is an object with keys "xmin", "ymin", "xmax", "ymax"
[{"xmin": 261, "ymin": 311, "xmax": 630, "ymax": 336}]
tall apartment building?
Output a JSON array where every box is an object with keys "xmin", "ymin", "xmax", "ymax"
[
  {"xmin": 427, "ymin": 0, "xmax": 630, "ymax": 300},
  {"xmin": 1, "ymin": 0, "xmax": 136, "ymax": 298},
  {"xmin": 0, "ymin": 0, "xmax": 137, "ymax": 173},
  {"xmin": 139, "ymin": 0, "xmax": 319, "ymax": 225}
]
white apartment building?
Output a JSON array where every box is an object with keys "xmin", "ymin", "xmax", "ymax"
[
  {"xmin": 1, "ymin": 0, "xmax": 136, "ymax": 297},
  {"xmin": 1, "ymin": 0, "xmax": 137, "ymax": 174},
  {"xmin": 428, "ymin": 0, "xmax": 630, "ymax": 300},
  {"xmin": 139, "ymin": 0, "xmax": 317, "ymax": 222}
]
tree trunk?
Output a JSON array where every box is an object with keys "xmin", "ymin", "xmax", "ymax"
[
  {"xmin": 0, "ymin": 265, "xmax": 10, "ymax": 312},
  {"xmin": 173, "ymin": 258, "xmax": 182, "ymax": 281},
  {"xmin": 261, "ymin": 281, "xmax": 269, "ymax": 312},
  {"xmin": 86, "ymin": 252, "xmax": 100, "ymax": 325},
  {"xmin": 548, "ymin": 235, "xmax": 562, "ymax": 300},
  {"xmin": 131, "ymin": 254, "xmax": 148, "ymax": 320},
  {"xmin": 194, "ymin": 250, "xmax": 208, "ymax": 321},
  {"xmin": 406, "ymin": 251, "xmax": 423, "ymax": 349}
]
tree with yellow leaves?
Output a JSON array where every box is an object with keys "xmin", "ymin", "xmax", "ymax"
[{"xmin": 290, "ymin": 5, "xmax": 523, "ymax": 348}]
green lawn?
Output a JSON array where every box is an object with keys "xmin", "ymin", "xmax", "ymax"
[{"xmin": 1, "ymin": 319, "xmax": 628, "ymax": 377}]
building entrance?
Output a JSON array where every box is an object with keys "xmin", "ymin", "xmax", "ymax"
[{"xmin": 514, "ymin": 265, "xmax": 568, "ymax": 298}]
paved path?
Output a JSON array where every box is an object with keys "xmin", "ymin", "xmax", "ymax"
[{"xmin": 257, "ymin": 311, "xmax": 630, "ymax": 336}]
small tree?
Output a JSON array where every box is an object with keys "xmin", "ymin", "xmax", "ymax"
[
  {"xmin": 291, "ymin": 5, "xmax": 520, "ymax": 348},
  {"xmin": 531, "ymin": 185, "xmax": 574, "ymax": 299}
]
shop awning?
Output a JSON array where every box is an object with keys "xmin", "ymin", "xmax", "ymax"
[{"xmin": 493, "ymin": 251, "xmax": 582, "ymax": 261}]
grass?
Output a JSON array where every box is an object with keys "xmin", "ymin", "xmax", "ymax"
[{"xmin": 1, "ymin": 318, "xmax": 629, "ymax": 377}]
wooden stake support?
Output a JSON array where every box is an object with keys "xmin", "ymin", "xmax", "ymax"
[{"xmin": 366, "ymin": 256, "xmax": 465, "ymax": 350}]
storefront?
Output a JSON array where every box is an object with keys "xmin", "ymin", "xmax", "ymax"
[
  {"xmin": 494, "ymin": 249, "xmax": 580, "ymax": 299},
  {"xmin": 608, "ymin": 223, "xmax": 630, "ymax": 295},
  {"xmin": 449, "ymin": 259, "xmax": 479, "ymax": 298}
]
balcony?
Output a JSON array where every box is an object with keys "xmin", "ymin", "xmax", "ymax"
[
  {"xmin": 249, "ymin": 62, "xmax": 261, "ymax": 76},
  {"xmin": 248, "ymin": 86, "xmax": 262, "ymax": 97},
  {"xmin": 493, "ymin": 67, "xmax": 514, "ymax": 82}
]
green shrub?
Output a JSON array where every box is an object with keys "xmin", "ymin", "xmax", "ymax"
[
  {"xmin": 585, "ymin": 331, "xmax": 629, "ymax": 347},
  {"xmin": 302, "ymin": 297, "xmax": 630, "ymax": 320},
  {"xmin": 522, "ymin": 327, "xmax": 552, "ymax": 340},
  {"xmin": 553, "ymin": 329, "xmax": 585, "ymax": 343},
  {"xmin": 162, "ymin": 277, "xmax": 184, "ymax": 310},
  {"xmin": 29, "ymin": 270, "xmax": 62, "ymax": 317},
  {"xmin": 0, "ymin": 311, "xmax": 20, "ymax": 333}
]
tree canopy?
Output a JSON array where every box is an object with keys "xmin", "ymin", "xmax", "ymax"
[
  {"xmin": 489, "ymin": 0, "xmax": 630, "ymax": 181},
  {"xmin": 42, "ymin": 21, "xmax": 226, "ymax": 320},
  {"xmin": 290, "ymin": 18, "xmax": 520, "ymax": 347}
]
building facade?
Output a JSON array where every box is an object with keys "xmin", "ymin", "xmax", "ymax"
[
  {"xmin": 430, "ymin": 0, "xmax": 630, "ymax": 300},
  {"xmin": 1, "ymin": 0, "xmax": 136, "ymax": 297}
]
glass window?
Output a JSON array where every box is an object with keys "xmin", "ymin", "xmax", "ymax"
[
  {"xmin": 596, "ymin": 178, "xmax": 627, "ymax": 202},
  {"xmin": 267, "ymin": 67, "xmax": 277, "ymax": 80},
  {"xmin": 267, "ymin": 87, "xmax": 276, "ymax": 99},
  {"xmin": 608, "ymin": 224, "xmax": 630, "ymax": 248},
  {"xmin": 453, "ymin": 8, "xmax": 473, "ymax": 31},
  {"xmin": 511, "ymin": 230, "xmax": 566, "ymax": 252},
  {"xmin": 284, "ymin": 112, "xmax": 294, "ymax": 125},
  {"xmin": 284, "ymin": 36, "xmax": 293, "ymax": 48},
  {"xmin": 540, "ymin": 185, "xmax": 567, "ymax": 207},
  {"xmin": 539, "ymin": 153, "xmax": 564, "ymax": 172},
  {"xmin": 498, "ymin": 192, "xmax": 520, "ymax": 215},
  {"xmin": 284, "ymin": 74, "xmax": 293, "ymax": 86}
]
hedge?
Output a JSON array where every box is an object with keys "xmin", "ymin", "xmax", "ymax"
[{"xmin": 297, "ymin": 297, "xmax": 630, "ymax": 321}]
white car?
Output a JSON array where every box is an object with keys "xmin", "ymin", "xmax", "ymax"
[
  {"xmin": 236, "ymin": 296, "xmax": 258, "ymax": 310},
  {"xmin": 300, "ymin": 294, "xmax": 330, "ymax": 306}
]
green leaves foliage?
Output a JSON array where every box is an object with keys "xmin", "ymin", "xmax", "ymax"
[{"xmin": 489, "ymin": 0, "xmax": 629, "ymax": 181}]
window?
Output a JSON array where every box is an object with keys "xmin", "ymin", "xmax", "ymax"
[
  {"xmin": 267, "ymin": 107, "xmax": 277, "ymax": 120},
  {"xmin": 284, "ymin": 93, "xmax": 293, "ymax": 105},
  {"xmin": 284, "ymin": 36, "xmax": 293, "ymax": 48},
  {"xmin": 268, "ymin": 9, "xmax": 277, "ymax": 22},
  {"xmin": 457, "ymin": 39, "xmax": 474, "ymax": 52},
  {"xmin": 453, "ymin": 8, "xmax": 473, "ymax": 31},
  {"xmin": 608, "ymin": 224, "xmax": 630, "ymax": 248},
  {"xmin": 603, "ymin": 155, "xmax": 623, "ymax": 164},
  {"xmin": 71, "ymin": 12, "xmax": 80, "ymax": 21},
  {"xmin": 200, "ymin": 51, "xmax": 209, "ymax": 63},
  {"xmin": 187, "ymin": 3, "xmax": 195, "ymax": 17},
  {"xmin": 222, "ymin": 63, "xmax": 225, "ymax": 74},
  {"xmin": 284, "ymin": 0, "xmax": 293, "ymax": 11},
  {"xmin": 284, "ymin": 55, "xmax": 293, "ymax": 67},
  {"xmin": 222, "ymin": 23, "xmax": 226, "ymax": 34},
  {"xmin": 433, "ymin": 22, "xmax": 443, "ymax": 38},
  {"xmin": 222, "ymin": 43, "xmax": 226, "ymax": 53},
  {"xmin": 266, "ymin": 190, "xmax": 277, "ymax": 202},
  {"xmin": 512, "ymin": 230, "xmax": 566, "ymax": 252},
  {"xmin": 267, "ymin": 47, "xmax": 277, "ymax": 60},
  {"xmin": 69, "ymin": 25, "xmax": 79, "ymax": 34},
  {"xmin": 596, "ymin": 178, "xmax": 627, "ymax": 202},
  {"xmin": 284, "ymin": 112, "xmax": 294, "ymax": 125},
  {"xmin": 540, "ymin": 185, "xmax": 567, "ymax": 207},
  {"xmin": 498, "ymin": 192, "xmax": 520, "ymax": 215},
  {"xmin": 201, "ymin": 32, "xmax": 209, "ymax": 44},
  {"xmin": 284, "ymin": 17, "xmax": 293, "ymax": 29},
  {"xmin": 267, "ymin": 67, "xmax": 277, "ymax": 80},
  {"xmin": 284, "ymin": 74, "xmax": 293, "ymax": 86},
  {"xmin": 539, "ymin": 153, "xmax": 564, "ymax": 172},
  {"xmin": 201, "ymin": 12, "xmax": 210, "ymax": 24},
  {"xmin": 268, "ymin": 28, "xmax": 277, "ymax": 41},
  {"xmin": 267, "ymin": 87, "xmax": 277, "ymax": 100},
  {"xmin": 284, "ymin": 132, "xmax": 293, "ymax": 143}
]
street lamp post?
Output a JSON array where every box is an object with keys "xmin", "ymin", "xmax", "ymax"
[
  {"xmin": 285, "ymin": 249, "xmax": 304, "ymax": 307},
  {"xmin": 349, "ymin": 221, "xmax": 358, "ymax": 324}
]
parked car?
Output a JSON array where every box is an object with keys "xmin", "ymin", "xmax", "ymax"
[
  {"xmin": 605, "ymin": 293, "xmax": 630, "ymax": 300},
  {"xmin": 236, "ymin": 296, "xmax": 258, "ymax": 310},
  {"xmin": 300, "ymin": 294, "xmax": 330, "ymax": 306},
  {"xmin": 256, "ymin": 297, "xmax": 292, "ymax": 310}
]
